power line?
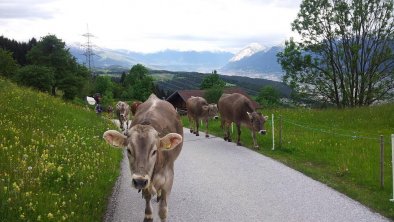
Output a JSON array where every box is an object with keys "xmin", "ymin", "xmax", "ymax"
[{"xmin": 81, "ymin": 24, "xmax": 96, "ymax": 76}]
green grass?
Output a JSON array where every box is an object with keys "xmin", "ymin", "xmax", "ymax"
[
  {"xmin": 0, "ymin": 79, "xmax": 122, "ymax": 221},
  {"xmin": 183, "ymin": 104, "xmax": 394, "ymax": 219}
]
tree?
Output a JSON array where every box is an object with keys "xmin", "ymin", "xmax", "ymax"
[
  {"xmin": 256, "ymin": 85, "xmax": 280, "ymax": 107},
  {"xmin": 26, "ymin": 35, "xmax": 89, "ymax": 99},
  {"xmin": 123, "ymin": 64, "xmax": 154, "ymax": 101},
  {"xmin": 204, "ymin": 87, "xmax": 223, "ymax": 104},
  {"xmin": 0, "ymin": 48, "xmax": 19, "ymax": 78},
  {"xmin": 15, "ymin": 65, "xmax": 54, "ymax": 92},
  {"xmin": 200, "ymin": 72, "xmax": 225, "ymax": 89},
  {"xmin": 277, "ymin": 0, "xmax": 394, "ymax": 107}
]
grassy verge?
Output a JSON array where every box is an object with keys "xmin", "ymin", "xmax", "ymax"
[
  {"xmin": 182, "ymin": 104, "xmax": 394, "ymax": 219},
  {"xmin": 0, "ymin": 79, "xmax": 122, "ymax": 221}
]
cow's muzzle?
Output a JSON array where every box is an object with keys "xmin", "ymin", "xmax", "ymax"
[
  {"xmin": 131, "ymin": 175, "xmax": 150, "ymax": 190},
  {"xmin": 259, "ymin": 130, "xmax": 267, "ymax": 135},
  {"xmin": 132, "ymin": 178, "xmax": 148, "ymax": 189}
]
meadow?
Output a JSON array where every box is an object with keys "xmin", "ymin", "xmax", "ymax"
[
  {"xmin": 0, "ymin": 79, "xmax": 122, "ymax": 221},
  {"xmin": 182, "ymin": 104, "xmax": 394, "ymax": 219}
]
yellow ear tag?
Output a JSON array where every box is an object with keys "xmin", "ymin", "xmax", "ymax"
[{"xmin": 165, "ymin": 143, "xmax": 171, "ymax": 149}]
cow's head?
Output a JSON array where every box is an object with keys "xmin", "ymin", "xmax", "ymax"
[
  {"xmin": 247, "ymin": 112, "xmax": 268, "ymax": 135},
  {"xmin": 103, "ymin": 125, "xmax": 182, "ymax": 190},
  {"xmin": 203, "ymin": 104, "xmax": 219, "ymax": 119},
  {"xmin": 116, "ymin": 102, "xmax": 129, "ymax": 120}
]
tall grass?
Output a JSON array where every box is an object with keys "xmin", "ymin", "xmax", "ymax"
[
  {"xmin": 183, "ymin": 104, "xmax": 394, "ymax": 218},
  {"xmin": 0, "ymin": 79, "xmax": 122, "ymax": 221}
]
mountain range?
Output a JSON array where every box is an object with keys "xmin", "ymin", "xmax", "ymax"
[{"xmin": 68, "ymin": 43, "xmax": 284, "ymax": 81}]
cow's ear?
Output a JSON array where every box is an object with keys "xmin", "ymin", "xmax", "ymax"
[
  {"xmin": 103, "ymin": 130, "xmax": 127, "ymax": 148},
  {"xmin": 159, "ymin": 133, "xmax": 183, "ymax": 150},
  {"xmin": 202, "ymin": 105, "xmax": 209, "ymax": 111},
  {"xmin": 247, "ymin": 111, "xmax": 252, "ymax": 119}
]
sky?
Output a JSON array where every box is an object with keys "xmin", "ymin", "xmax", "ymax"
[{"xmin": 0, "ymin": 0, "xmax": 302, "ymax": 53}]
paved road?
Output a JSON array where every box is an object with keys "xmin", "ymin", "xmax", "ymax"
[{"xmin": 104, "ymin": 129, "xmax": 389, "ymax": 222}]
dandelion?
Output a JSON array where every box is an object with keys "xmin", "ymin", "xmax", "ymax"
[
  {"xmin": 12, "ymin": 182, "xmax": 20, "ymax": 192},
  {"xmin": 28, "ymin": 166, "xmax": 32, "ymax": 171},
  {"xmin": 47, "ymin": 212, "xmax": 54, "ymax": 219}
]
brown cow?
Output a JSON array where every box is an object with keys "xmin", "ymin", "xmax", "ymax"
[
  {"xmin": 103, "ymin": 94, "xmax": 183, "ymax": 222},
  {"xmin": 218, "ymin": 93, "xmax": 268, "ymax": 149},
  {"xmin": 130, "ymin": 101, "xmax": 142, "ymax": 116},
  {"xmin": 116, "ymin": 101, "xmax": 130, "ymax": 131},
  {"xmin": 186, "ymin": 96, "xmax": 218, "ymax": 137}
]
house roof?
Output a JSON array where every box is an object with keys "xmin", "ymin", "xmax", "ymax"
[{"xmin": 166, "ymin": 87, "xmax": 260, "ymax": 109}]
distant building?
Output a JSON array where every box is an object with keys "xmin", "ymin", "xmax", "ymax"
[{"xmin": 166, "ymin": 87, "xmax": 259, "ymax": 113}]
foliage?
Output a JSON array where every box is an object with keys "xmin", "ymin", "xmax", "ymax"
[
  {"xmin": 182, "ymin": 103, "xmax": 394, "ymax": 219},
  {"xmin": 15, "ymin": 65, "xmax": 54, "ymax": 92},
  {"xmin": 122, "ymin": 64, "xmax": 154, "ymax": 101},
  {"xmin": 277, "ymin": 0, "xmax": 394, "ymax": 107},
  {"xmin": 0, "ymin": 35, "xmax": 37, "ymax": 65},
  {"xmin": 0, "ymin": 79, "xmax": 122, "ymax": 221},
  {"xmin": 27, "ymin": 35, "xmax": 89, "ymax": 99},
  {"xmin": 204, "ymin": 87, "xmax": 223, "ymax": 104},
  {"xmin": 0, "ymin": 48, "xmax": 19, "ymax": 78},
  {"xmin": 256, "ymin": 85, "xmax": 280, "ymax": 107},
  {"xmin": 200, "ymin": 72, "xmax": 226, "ymax": 89}
]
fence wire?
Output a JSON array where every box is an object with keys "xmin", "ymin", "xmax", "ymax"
[{"xmin": 282, "ymin": 118, "xmax": 380, "ymax": 141}]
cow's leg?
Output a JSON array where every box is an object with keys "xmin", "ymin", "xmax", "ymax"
[
  {"xmin": 195, "ymin": 118, "xmax": 199, "ymax": 136},
  {"xmin": 158, "ymin": 190, "xmax": 168, "ymax": 222},
  {"xmin": 227, "ymin": 122, "xmax": 232, "ymax": 142},
  {"xmin": 188, "ymin": 114, "xmax": 194, "ymax": 133},
  {"xmin": 236, "ymin": 123, "xmax": 242, "ymax": 146},
  {"xmin": 205, "ymin": 118, "xmax": 209, "ymax": 138},
  {"xmin": 221, "ymin": 118, "xmax": 227, "ymax": 141},
  {"xmin": 142, "ymin": 190, "xmax": 153, "ymax": 222},
  {"xmin": 251, "ymin": 130, "xmax": 259, "ymax": 149},
  {"xmin": 120, "ymin": 119, "xmax": 124, "ymax": 131}
]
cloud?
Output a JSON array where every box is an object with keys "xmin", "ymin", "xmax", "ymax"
[
  {"xmin": 0, "ymin": 0, "xmax": 56, "ymax": 19},
  {"xmin": 0, "ymin": 0, "xmax": 301, "ymax": 52}
]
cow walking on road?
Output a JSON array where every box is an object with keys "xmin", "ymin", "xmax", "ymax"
[
  {"xmin": 218, "ymin": 93, "xmax": 268, "ymax": 149},
  {"xmin": 116, "ymin": 101, "xmax": 130, "ymax": 131},
  {"xmin": 103, "ymin": 94, "xmax": 183, "ymax": 222},
  {"xmin": 186, "ymin": 96, "xmax": 218, "ymax": 137}
]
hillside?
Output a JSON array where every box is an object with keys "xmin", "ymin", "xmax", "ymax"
[
  {"xmin": 0, "ymin": 79, "xmax": 122, "ymax": 221},
  {"xmin": 151, "ymin": 70, "xmax": 292, "ymax": 97}
]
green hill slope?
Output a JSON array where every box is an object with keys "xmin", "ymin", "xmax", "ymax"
[{"xmin": 0, "ymin": 79, "xmax": 122, "ymax": 221}]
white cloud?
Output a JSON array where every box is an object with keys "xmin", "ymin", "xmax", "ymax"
[{"xmin": 0, "ymin": 0, "xmax": 301, "ymax": 52}]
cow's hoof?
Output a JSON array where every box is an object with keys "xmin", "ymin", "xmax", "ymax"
[
  {"xmin": 237, "ymin": 142, "xmax": 242, "ymax": 146},
  {"xmin": 196, "ymin": 133, "xmax": 199, "ymax": 136},
  {"xmin": 228, "ymin": 139, "xmax": 232, "ymax": 142},
  {"xmin": 190, "ymin": 129, "xmax": 193, "ymax": 133},
  {"xmin": 224, "ymin": 137, "xmax": 228, "ymax": 141},
  {"xmin": 205, "ymin": 134, "xmax": 209, "ymax": 138},
  {"xmin": 143, "ymin": 218, "xmax": 153, "ymax": 222}
]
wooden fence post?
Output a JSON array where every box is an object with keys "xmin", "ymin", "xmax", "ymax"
[
  {"xmin": 390, "ymin": 134, "xmax": 394, "ymax": 201},
  {"xmin": 279, "ymin": 115, "xmax": 282, "ymax": 148},
  {"xmin": 380, "ymin": 135, "xmax": 384, "ymax": 189},
  {"xmin": 272, "ymin": 114, "xmax": 275, "ymax": 150}
]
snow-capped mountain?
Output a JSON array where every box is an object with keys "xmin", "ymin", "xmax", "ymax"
[
  {"xmin": 229, "ymin": 43, "xmax": 267, "ymax": 62},
  {"xmin": 221, "ymin": 45, "xmax": 284, "ymax": 81}
]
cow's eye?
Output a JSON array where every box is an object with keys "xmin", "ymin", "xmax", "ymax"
[{"xmin": 151, "ymin": 150, "xmax": 157, "ymax": 156}]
